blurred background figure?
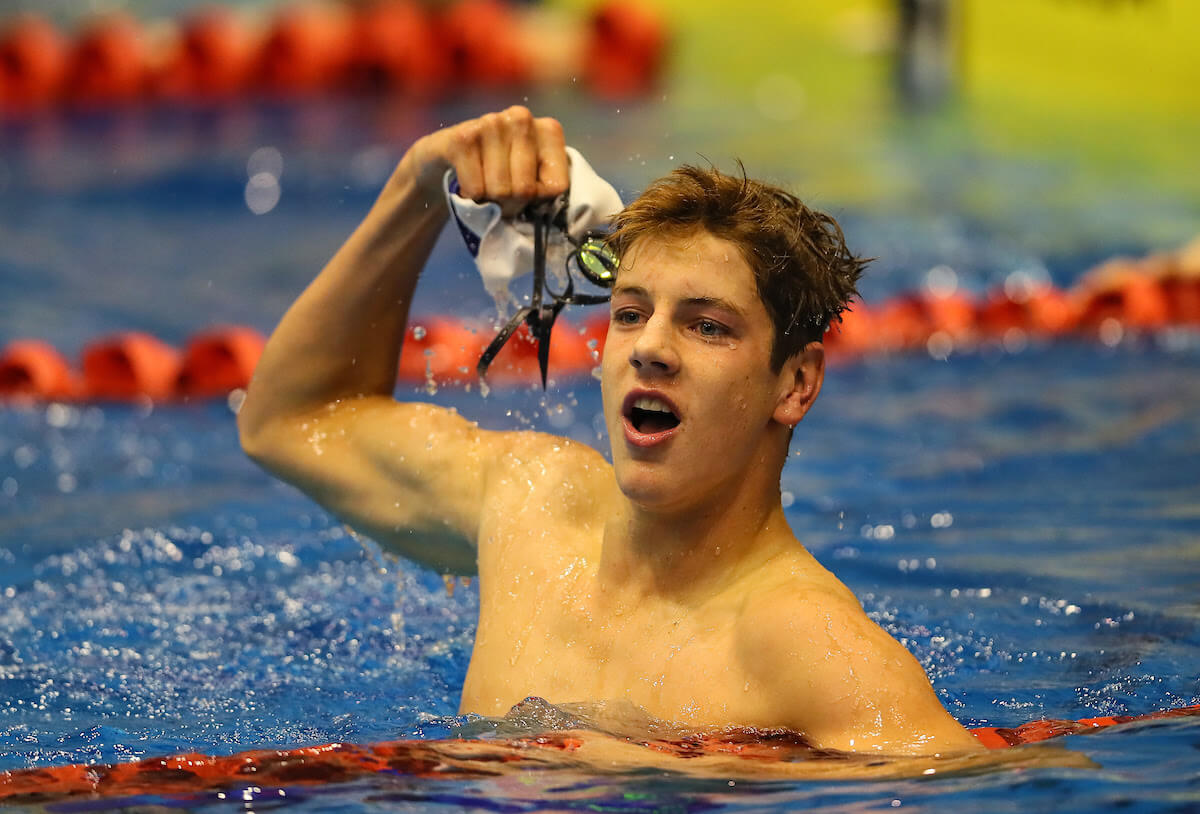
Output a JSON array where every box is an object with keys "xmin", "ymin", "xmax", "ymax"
[{"xmin": 894, "ymin": 0, "xmax": 955, "ymax": 107}]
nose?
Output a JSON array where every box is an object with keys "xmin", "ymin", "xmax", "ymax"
[{"xmin": 629, "ymin": 315, "xmax": 679, "ymax": 376}]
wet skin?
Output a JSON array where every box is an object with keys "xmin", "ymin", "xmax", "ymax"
[
  {"xmin": 601, "ymin": 232, "xmax": 803, "ymax": 514},
  {"xmin": 239, "ymin": 106, "xmax": 985, "ymax": 756}
]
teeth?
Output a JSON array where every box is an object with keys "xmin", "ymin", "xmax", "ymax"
[{"xmin": 633, "ymin": 397, "xmax": 674, "ymax": 414}]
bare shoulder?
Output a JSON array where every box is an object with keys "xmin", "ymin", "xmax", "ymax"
[
  {"xmin": 736, "ymin": 576, "xmax": 874, "ymax": 663},
  {"xmin": 483, "ymin": 428, "xmax": 615, "ymax": 525},
  {"xmin": 466, "ymin": 427, "xmax": 614, "ymax": 587},
  {"xmin": 735, "ymin": 574, "xmax": 982, "ymax": 755},
  {"xmin": 491, "ymin": 427, "xmax": 612, "ymax": 478},
  {"xmin": 733, "ymin": 551, "xmax": 863, "ymax": 645}
]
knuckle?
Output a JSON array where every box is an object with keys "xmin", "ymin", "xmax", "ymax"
[
  {"xmin": 451, "ymin": 121, "xmax": 482, "ymax": 148},
  {"xmin": 538, "ymin": 157, "xmax": 569, "ymax": 191},
  {"xmin": 535, "ymin": 117, "xmax": 564, "ymax": 139}
]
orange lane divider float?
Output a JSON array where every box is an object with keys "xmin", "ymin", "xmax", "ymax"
[
  {"xmin": 440, "ymin": 0, "xmax": 531, "ymax": 89},
  {"xmin": 80, "ymin": 332, "xmax": 183, "ymax": 402},
  {"xmin": 254, "ymin": 3, "xmax": 354, "ymax": 97},
  {"xmin": 343, "ymin": 0, "xmax": 445, "ymax": 97},
  {"xmin": 0, "ymin": 705, "xmax": 1197, "ymax": 804},
  {"xmin": 0, "ymin": 14, "xmax": 70, "ymax": 113},
  {"xmin": 0, "ymin": 319, "xmax": 607, "ymax": 403},
  {"xmin": 391, "ymin": 316, "xmax": 605, "ymax": 386},
  {"xmin": 822, "ymin": 239, "xmax": 1200, "ymax": 357},
  {"xmin": 969, "ymin": 704, "xmax": 1200, "ymax": 749},
  {"xmin": 0, "ymin": 340, "xmax": 81, "ymax": 401},
  {"xmin": 585, "ymin": 0, "xmax": 669, "ymax": 98},
  {"xmin": 0, "ymin": 0, "xmax": 668, "ymax": 113},
  {"xmin": 2, "ymin": 241, "xmax": 1200, "ymax": 403},
  {"xmin": 152, "ymin": 7, "xmax": 260, "ymax": 103},
  {"xmin": 63, "ymin": 14, "xmax": 148, "ymax": 108},
  {"xmin": 0, "ymin": 327, "xmax": 259, "ymax": 404},
  {"xmin": 176, "ymin": 326, "xmax": 270, "ymax": 399}
]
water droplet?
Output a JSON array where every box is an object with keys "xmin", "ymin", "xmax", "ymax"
[
  {"xmin": 924, "ymin": 264, "xmax": 958, "ymax": 298},
  {"xmin": 245, "ymin": 172, "xmax": 281, "ymax": 215},
  {"xmin": 1098, "ymin": 318, "xmax": 1123, "ymax": 347},
  {"xmin": 226, "ymin": 388, "xmax": 247, "ymax": 414}
]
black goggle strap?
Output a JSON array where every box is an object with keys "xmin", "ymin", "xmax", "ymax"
[
  {"xmin": 476, "ymin": 206, "xmax": 559, "ymax": 387},
  {"xmin": 477, "ymin": 208, "xmax": 618, "ymax": 388},
  {"xmin": 475, "ymin": 304, "xmax": 533, "ymax": 382}
]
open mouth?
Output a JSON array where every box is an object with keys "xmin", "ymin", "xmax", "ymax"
[{"xmin": 628, "ymin": 396, "xmax": 681, "ymax": 434}]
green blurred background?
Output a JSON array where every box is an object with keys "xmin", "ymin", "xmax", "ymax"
[{"xmin": 590, "ymin": 0, "xmax": 1200, "ymax": 249}]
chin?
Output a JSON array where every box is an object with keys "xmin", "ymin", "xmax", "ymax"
[{"xmin": 613, "ymin": 460, "xmax": 691, "ymax": 511}]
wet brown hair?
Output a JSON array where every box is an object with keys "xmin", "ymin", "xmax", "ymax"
[{"xmin": 607, "ymin": 164, "xmax": 868, "ymax": 371}]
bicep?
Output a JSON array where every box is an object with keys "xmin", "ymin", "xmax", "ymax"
[{"xmin": 245, "ymin": 396, "xmax": 503, "ymax": 574}]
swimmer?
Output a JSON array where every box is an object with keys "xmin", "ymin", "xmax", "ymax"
[{"xmin": 238, "ymin": 106, "xmax": 984, "ymax": 756}]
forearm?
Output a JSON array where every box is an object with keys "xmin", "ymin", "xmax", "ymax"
[{"xmin": 239, "ymin": 160, "xmax": 447, "ymax": 442}]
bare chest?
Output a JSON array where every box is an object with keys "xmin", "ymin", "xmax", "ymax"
[{"xmin": 462, "ymin": 559, "xmax": 770, "ymax": 728}]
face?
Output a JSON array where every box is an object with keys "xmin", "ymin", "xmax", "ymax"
[{"xmin": 600, "ymin": 231, "xmax": 803, "ymax": 511}]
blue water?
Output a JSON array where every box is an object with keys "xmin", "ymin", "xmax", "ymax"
[{"xmin": 2, "ymin": 98, "xmax": 1199, "ymax": 811}]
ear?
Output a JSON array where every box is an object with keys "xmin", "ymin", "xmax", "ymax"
[{"xmin": 773, "ymin": 342, "xmax": 825, "ymax": 427}]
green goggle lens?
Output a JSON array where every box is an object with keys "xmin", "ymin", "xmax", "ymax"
[{"xmin": 575, "ymin": 238, "xmax": 619, "ymax": 287}]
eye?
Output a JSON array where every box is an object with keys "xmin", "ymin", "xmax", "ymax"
[
  {"xmin": 695, "ymin": 319, "xmax": 727, "ymax": 338},
  {"xmin": 613, "ymin": 309, "xmax": 643, "ymax": 326}
]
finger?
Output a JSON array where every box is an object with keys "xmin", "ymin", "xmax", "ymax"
[
  {"xmin": 479, "ymin": 112, "xmax": 513, "ymax": 202},
  {"xmin": 533, "ymin": 117, "xmax": 568, "ymax": 199},
  {"xmin": 445, "ymin": 120, "xmax": 485, "ymax": 200},
  {"xmin": 506, "ymin": 107, "xmax": 539, "ymax": 201}
]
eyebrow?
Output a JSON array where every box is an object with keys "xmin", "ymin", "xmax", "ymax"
[{"xmin": 611, "ymin": 285, "xmax": 749, "ymax": 318}]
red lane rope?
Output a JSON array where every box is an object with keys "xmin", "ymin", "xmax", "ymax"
[
  {"xmin": 0, "ymin": 0, "xmax": 667, "ymax": 113},
  {"xmin": 0, "ymin": 706, "xmax": 1196, "ymax": 802},
  {"xmin": 969, "ymin": 703, "xmax": 1200, "ymax": 749},
  {"xmin": 2, "ymin": 241, "xmax": 1198, "ymax": 403}
]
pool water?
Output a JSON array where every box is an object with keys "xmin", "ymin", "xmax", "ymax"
[{"xmin": 2, "ymin": 98, "xmax": 1199, "ymax": 811}]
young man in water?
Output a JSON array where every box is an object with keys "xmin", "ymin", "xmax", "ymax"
[{"xmin": 238, "ymin": 107, "xmax": 984, "ymax": 755}]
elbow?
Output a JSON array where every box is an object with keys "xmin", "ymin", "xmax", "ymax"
[
  {"xmin": 235, "ymin": 381, "xmax": 284, "ymax": 464},
  {"xmin": 237, "ymin": 414, "xmax": 270, "ymax": 465},
  {"xmin": 236, "ymin": 399, "xmax": 280, "ymax": 467},
  {"xmin": 238, "ymin": 418, "xmax": 295, "ymax": 479},
  {"xmin": 236, "ymin": 400, "xmax": 317, "ymax": 478}
]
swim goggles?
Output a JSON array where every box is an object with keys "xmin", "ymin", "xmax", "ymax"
[{"xmin": 475, "ymin": 196, "xmax": 619, "ymax": 387}]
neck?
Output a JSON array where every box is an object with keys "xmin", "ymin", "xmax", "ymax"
[{"xmin": 597, "ymin": 459, "xmax": 798, "ymax": 607}]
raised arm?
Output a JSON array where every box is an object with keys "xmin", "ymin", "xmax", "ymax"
[{"xmin": 238, "ymin": 106, "xmax": 569, "ymax": 573}]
